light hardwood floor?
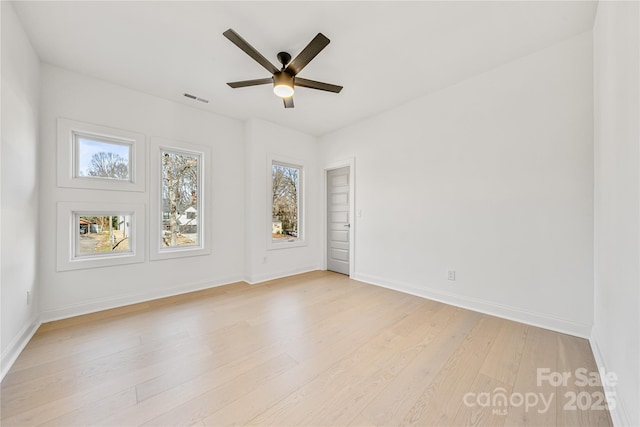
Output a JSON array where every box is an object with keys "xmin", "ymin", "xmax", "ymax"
[{"xmin": 1, "ymin": 271, "xmax": 612, "ymax": 426}]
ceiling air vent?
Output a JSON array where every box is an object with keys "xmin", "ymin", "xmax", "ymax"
[{"xmin": 183, "ymin": 93, "xmax": 209, "ymax": 103}]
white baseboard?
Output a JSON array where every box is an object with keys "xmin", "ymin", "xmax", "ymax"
[
  {"xmin": 40, "ymin": 274, "xmax": 244, "ymax": 323},
  {"xmin": 245, "ymin": 266, "xmax": 320, "ymax": 285},
  {"xmin": 589, "ymin": 332, "xmax": 632, "ymax": 427},
  {"xmin": 1, "ymin": 314, "xmax": 41, "ymax": 381},
  {"xmin": 352, "ymin": 273, "xmax": 592, "ymax": 338}
]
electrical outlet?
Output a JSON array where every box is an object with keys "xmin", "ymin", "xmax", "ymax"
[
  {"xmin": 26, "ymin": 291, "xmax": 31, "ymax": 305},
  {"xmin": 262, "ymin": 256, "xmax": 268, "ymax": 264},
  {"xmin": 447, "ymin": 270, "xmax": 456, "ymax": 281}
]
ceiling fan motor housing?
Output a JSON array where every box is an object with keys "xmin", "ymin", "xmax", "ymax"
[
  {"xmin": 277, "ymin": 51, "xmax": 292, "ymax": 67},
  {"xmin": 273, "ymin": 71, "xmax": 294, "ymax": 87}
]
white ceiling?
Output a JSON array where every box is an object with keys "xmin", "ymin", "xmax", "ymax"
[{"xmin": 12, "ymin": 1, "xmax": 597, "ymax": 136}]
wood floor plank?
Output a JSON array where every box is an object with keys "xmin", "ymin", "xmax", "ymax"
[
  {"xmin": 297, "ymin": 303, "xmax": 449, "ymax": 426},
  {"xmin": 240, "ymin": 296, "xmax": 426, "ymax": 425},
  {"xmin": 264, "ymin": 300, "xmax": 437, "ymax": 426},
  {"xmin": 0, "ymin": 271, "xmax": 613, "ymax": 427},
  {"xmin": 480, "ymin": 319, "xmax": 529, "ymax": 386},
  {"xmin": 37, "ymin": 386, "xmax": 137, "ymax": 427},
  {"xmin": 0, "ymin": 343, "xmax": 212, "ymax": 426},
  {"xmin": 1, "ymin": 333, "xmax": 144, "ymax": 387},
  {"xmin": 399, "ymin": 316, "xmax": 503, "ymax": 426},
  {"xmin": 451, "ymin": 373, "xmax": 511, "ymax": 427},
  {"xmin": 100, "ymin": 350, "xmax": 291, "ymax": 426},
  {"xmin": 140, "ymin": 353, "xmax": 298, "ymax": 426},
  {"xmin": 203, "ymin": 295, "xmax": 425, "ymax": 425},
  {"xmin": 504, "ymin": 326, "xmax": 558, "ymax": 426},
  {"xmin": 555, "ymin": 334, "xmax": 613, "ymax": 426},
  {"xmin": 347, "ymin": 414, "xmax": 377, "ymax": 427},
  {"xmin": 1, "ymin": 332, "xmax": 210, "ymax": 418},
  {"xmin": 360, "ymin": 308, "xmax": 483, "ymax": 426}
]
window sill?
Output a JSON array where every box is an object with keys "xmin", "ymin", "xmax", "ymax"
[
  {"xmin": 268, "ymin": 239, "xmax": 308, "ymax": 251},
  {"xmin": 150, "ymin": 246, "xmax": 211, "ymax": 261}
]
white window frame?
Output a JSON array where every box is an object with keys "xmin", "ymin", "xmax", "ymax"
[
  {"xmin": 57, "ymin": 118, "xmax": 146, "ymax": 192},
  {"xmin": 149, "ymin": 137, "xmax": 211, "ymax": 260},
  {"xmin": 267, "ymin": 154, "xmax": 306, "ymax": 250},
  {"xmin": 57, "ymin": 202, "xmax": 145, "ymax": 271}
]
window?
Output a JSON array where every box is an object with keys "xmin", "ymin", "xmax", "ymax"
[
  {"xmin": 75, "ymin": 135, "xmax": 131, "ymax": 180},
  {"xmin": 57, "ymin": 118, "xmax": 145, "ymax": 192},
  {"xmin": 269, "ymin": 157, "xmax": 305, "ymax": 249},
  {"xmin": 75, "ymin": 214, "xmax": 132, "ymax": 257},
  {"xmin": 57, "ymin": 202, "xmax": 145, "ymax": 271},
  {"xmin": 161, "ymin": 149, "xmax": 200, "ymax": 248},
  {"xmin": 149, "ymin": 137, "xmax": 211, "ymax": 260}
]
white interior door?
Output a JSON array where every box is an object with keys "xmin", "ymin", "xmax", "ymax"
[{"xmin": 327, "ymin": 166, "xmax": 350, "ymax": 275}]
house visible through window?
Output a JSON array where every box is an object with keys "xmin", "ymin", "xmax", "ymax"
[
  {"xmin": 161, "ymin": 149, "xmax": 200, "ymax": 248},
  {"xmin": 76, "ymin": 214, "xmax": 132, "ymax": 257},
  {"xmin": 272, "ymin": 162, "xmax": 301, "ymax": 243}
]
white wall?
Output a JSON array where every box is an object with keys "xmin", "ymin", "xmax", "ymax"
[
  {"xmin": 1, "ymin": 1, "xmax": 41, "ymax": 378},
  {"xmin": 320, "ymin": 32, "xmax": 594, "ymax": 337},
  {"xmin": 244, "ymin": 118, "xmax": 321, "ymax": 283},
  {"xmin": 592, "ymin": 2, "xmax": 639, "ymax": 426},
  {"xmin": 38, "ymin": 64, "xmax": 246, "ymax": 320}
]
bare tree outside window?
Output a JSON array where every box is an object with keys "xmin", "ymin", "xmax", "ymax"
[
  {"xmin": 162, "ymin": 150, "xmax": 200, "ymax": 248},
  {"xmin": 76, "ymin": 137, "xmax": 131, "ymax": 180},
  {"xmin": 272, "ymin": 163, "xmax": 300, "ymax": 241},
  {"xmin": 85, "ymin": 152, "xmax": 129, "ymax": 179}
]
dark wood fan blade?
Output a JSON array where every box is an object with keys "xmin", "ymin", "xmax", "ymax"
[
  {"xmin": 223, "ymin": 29, "xmax": 279, "ymax": 75},
  {"xmin": 227, "ymin": 78, "xmax": 273, "ymax": 88},
  {"xmin": 294, "ymin": 77, "xmax": 343, "ymax": 93},
  {"xmin": 283, "ymin": 97, "xmax": 294, "ymax": 108},
  {"xmin": 285, "ymin": 33, "xmax": 330, "ymax": 76}
]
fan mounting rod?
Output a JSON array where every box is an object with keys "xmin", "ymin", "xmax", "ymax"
[{"xmin": 277, "ymin": 52, "xmax": 292, "ymax": 68}]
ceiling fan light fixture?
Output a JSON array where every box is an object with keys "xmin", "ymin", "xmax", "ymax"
[
  {"xmin": 273, "ymin": 72, "xmax": 294, "ymax": 98},
  {"xmin": 273, "ymin": 84, "xmax": 294, "ymax": 98},
  {"xmin": 223, "ymin": 29, "xmax": 342, "ymax": 109}
]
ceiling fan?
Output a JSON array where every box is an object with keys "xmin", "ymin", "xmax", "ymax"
[{"xmin": 223, "ymin": 29, "xmax": 343, "ymax": 108}]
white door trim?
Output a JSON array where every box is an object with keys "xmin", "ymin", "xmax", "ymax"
[{"xmin": 323, "ymin": 157, "xmax": 355, "ymax": 277}]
